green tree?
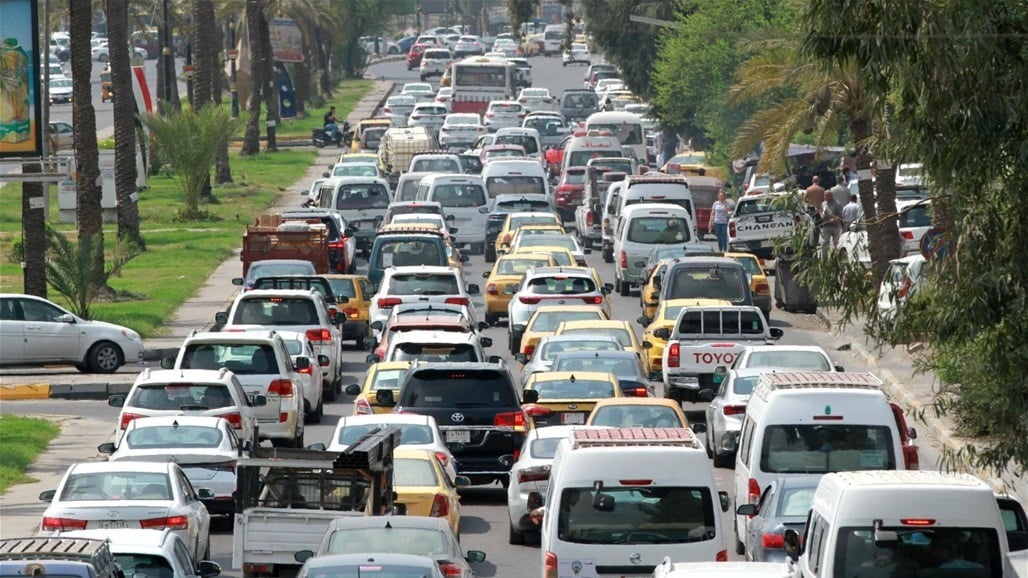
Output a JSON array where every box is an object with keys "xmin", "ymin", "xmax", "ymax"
[
  {"xmin": 801, "ymin": 0, "xmax": 1028, "ymax": 473},
  {"xmin": 44, "ymin": 228, "xmax": 134, "ymax": 322},
  {"xmin": 141, "ymin": 105, "xmax": 241, "ymax": 218}
]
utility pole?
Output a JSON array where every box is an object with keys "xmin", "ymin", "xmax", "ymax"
[{"xmin": 228, "ymin": 18, "xmax": 239, "ymax": 118}]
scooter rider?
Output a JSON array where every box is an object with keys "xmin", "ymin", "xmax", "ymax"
[{"xmin": 323, "ymin": 106, "xmax": 341, "ymax": 142}]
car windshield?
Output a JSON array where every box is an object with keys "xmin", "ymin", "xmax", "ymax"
[
  {"xmin": 376, "ymin": 239, "xmax": 445, "ymax": 268},
  {"xmin": 526, "ymin": 275, "xmax": 595, "ymax": 294},
  {"xmin": 560, "ymin": 327, "xmax": 631, "ymax": 347},
  {"xmin": 667, "ymin": 268, "xmax": 746, "ymax": 302},
  {"xmin": 232, "ymin": 298, "xmax": 320, "ymax": 326},
  {"xmin": 338, "ymin": 423, "xmax": 434, "ymax": 446},
  {"xmin": 761, "ymin": 425, "xmax": 896, "ymax": 473},
  {"xmin": 126, "ymin": 425, "xmax": 223, "ymax": 449},
  {"xmin": 432, "ymin": 183, "xmax": 487, "ymax": 208},
  {"xmin": 553, "ymin": 356, "xmax": 639, "ymax": 378},
  {"xmin": 529, "ymin": 310, "xmax": 602, "ymax": 331},
  {"xmin": 326, "ymin": 527, "xmax": 448, "ymax": 556},
  {"xmin": 540, "ymin": 340, "xmax": 620, "ymax": 361},
  {"xmin": 399, "ymin": 369, "xmax": 518, "ymax": 407},
  {"xmin": 590, "ymin": 405, "xmax": 682, "ymax": 427},
  {"xmin": 114, "ymin": 554, "xmax": 175, "ymax": 578},
  {"xmin": 833, "ymin": 527, "xmax": 1001, "ymax": 578},
  {"xmin": 61, "ymin": 472, "xmax": 173, "ymax": 501},
  {"xmin": 393, "ymin": 342, "xmax": 479, "ymax": 363},
  {"xmin": 486, "ymin": 176, "xmax": 546, "ymax": 196},
  {"xmin": 557, "ymin": 486, "xmax": 716, "ymax": 545},
  {"xmin": 531, "ymin": 378, "xmax": 614, "ymax": 400},
  {"xmin": 129, "ymin": 383, "xmax": 235, "ymax": 411},
  {"xmin": 743, "ymin": 350, "xmax": 831, "ymax": 370},
  {"xmin": 323, "ymin": 183, "xmax": 389, "ymax": 209},
  {"xmin": 627, "ymin": 217, "xmax": 692, "ymax": 244},
  {"xmin": 388, "ymin": 273, "xmax": 459, "ymax": 296}
]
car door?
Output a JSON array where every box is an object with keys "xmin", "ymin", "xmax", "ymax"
[
  {"xmin": 0, "ymin": 297, "xmax": 26, "ymax": 363},
  {"xmin": 747, "ymin": 483, "xmax": 775, "ymax": 558},
  {"xmin": 18, "ymin": 297, "xmax": 82, "ymax": 362},
  {"xmin": 171, "ymin": 534, "xmax": 198, "ymax": 573},
  {"xmin": 175, "ymin": 467, "xmax": 207, "ymax": 556}
]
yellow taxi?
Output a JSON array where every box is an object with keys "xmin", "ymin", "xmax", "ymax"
[
  {"xmin": 344, "ymin": 361, "xmax": 411, "ymax": 415},
  {"xmin": 494, "ymin": 213, "xmax": 563, "ymax": 257},
  {"xmin": 521, "ymin": 371, "xmax": 621, "ymax": 428},
  {"xmin": 519, "ymin": 304, "xmax": 608, "ymax": 357},
  {"xmin": 660, "ymin": 150, "xmax": 723, "ymax": 179},
  {"xmin": 482, "ymin": 253, "xmax": 556, "ymax": 325},
  {"xmin": 585, "ymin": 398, "xmax": 690, "ymax": 428},
  {"xmin": 639, "ymin": 298, "xmax": 731, "ymax": 380},
  {"xmin": 505, "ymin": 224, "xmax": 567, "ymax": 254},
  {"xmin": 638, "ymin": 259, "xmax": 676, "ymax": 324},
  {"xmin": 322, "ymin": 274, "xmax": 373, "ymax": 349},
  {"xmin": 724, "ymin": 251, "xmax": 772, "ymax": 320},
  {"xmin": 511, "ymin": 245, "xmax": 576, "ymax": 267},
  {"xmin": 336, "ymin": 151, "xmax": 380, "ymax": 165},
  {"xmin": 393, "ymin": 448, "xmax": 467, "ymax": 536},
  {"xmin": 553, "ymin": 319, "xmax": 647, "ymax": 371},
  {"xmin": 349, "ymin": 120, "xmax": 392, "ymax": 154}
]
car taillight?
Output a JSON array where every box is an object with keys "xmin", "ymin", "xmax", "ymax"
[
  {"xmin": 434, "ymin": 451, "xmax": 449, "ymax": 468},
  {"xmin": 586, "ymin": 212, "xmax": 594, "ymax": 226},
  {"xmin": 518, "ymin": 98, "xmax": 526, "ymax": 103},
  {"xmin": 494, "ymin": 410, "xmax": 526, "ymax": 429},
  {"xmin": 445, "ymin": 297, "xmax": 469, "ymax": 306},
  {"xmin": 438, "ymin": 562, "xmax": 463, "ymax": 578},
  {"xmin": 762, "ymin": 533, "xmax": 785, "ymax": 549},
  {"xmin": 901, "ymin": 230, "xmax": 914, "ymax": 240},
  {"xmin": 268, "ymin": 379, "xmax": 294, "ymax": 396},
  {"xmin": 523, "ymin": 344, "xmax": 535, "ymax": 357},
  {"xmin": 544, "ymin": 552, "xmax": 558, "ymax": 578},
  {"xmin": 518, "ymin": 465, "xmax": 551, "ymax": 483},
  {"xmin": 217, "ymin": 412, "xmax": 244, "ymax": 430},
  {"xmin": 141, "ymin": 515, "xmax": 189, "ymax": 530},
  {"xmin": 897, "ymin": 276, "xmax": 912, "ymax": 298},
  {"xmin": 619, "ymin": 250, "xmax": 627, "ymax": 268},
  {"xmin": 755, "ymin": 282, "xmax": 770, "ymax": 295},
  {"xmin": 624, "ymin": 386, "xmax": 649, "ymax": 397},
  {"xmin": 430, "ymin": 492, "xmax": 449, "ymax": 517},
  {"xmin": 582, "ymin": 295, "xmax": 603, "ymax": 304},
  {"xmin": 729, "ymin": 221, "xmax": 737, "ymax": 238},
  {"xmin": 487, "ymin": 283, "xmax": 498, "ymax": 295},
  {"xmin": 343, "ymin": 308, "xmax": 360, "ymax": 320},
  {"xmin": 519, "ymin": 296, "xmax": 541, "ymax": 304},
  {"xmin": 119, "ymin": 412, "xmax": 145, "ymax": 430},
  {"xmin": 41, "ymin": 517, "xmax": 87, "ymax": 531},
  {"xmin": 723, "ymin": 405, "xmax": 746, "ymax": 416},
  {"xmin": 523, "ymin": 404, "xmax": 552, "ymax": 417},
  {"xmin": 355, "ymin": 397, "xmax": 373, "ymax": 415},
  {"xmin": 378, "ymin": 297, "xmax": 402, "ymax": 308},
  {"xmin": 667, "ymin": 343, "xmax": 680, "ymax": 367},
  {"xmin": 306, "ymin": 328, "xmax": 332, "ymax": 343},
  {"xmin": 716, "ymin": 550, "xmax": 728, "ymax": 562},
  {"xmin": 486, "ymin": 113, "xmax": 494, "ymax": 118},
  {"xmin": 748, "ymin": 478, "xmax": 761, "ymax": 509}
]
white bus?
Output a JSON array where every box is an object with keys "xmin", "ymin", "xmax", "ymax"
[
  {"xmin": 586, "ymin": 111, "xmax": 647, "ymax": 165},
  {"xmin": 450, "ymin": 57, "xmax": 517, "ymax": 116}
]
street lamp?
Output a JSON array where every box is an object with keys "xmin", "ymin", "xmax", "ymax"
[{"xmin": 162, "ymin": 0, "xmax": 174, "ymax": 104}]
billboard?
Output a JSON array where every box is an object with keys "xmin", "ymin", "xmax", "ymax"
[
  {"xmin": 269, "ymin": 18, "xmax": 303, "ymax": 63},
  {"xmin": 0, "ymin": 0, "xmax": 42, "ymax": 158}
]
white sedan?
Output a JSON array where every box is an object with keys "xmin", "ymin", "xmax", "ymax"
[
  {"xmin": 516, "ymin": 88, "xmax": 558, "ymax": 114},
  {"xmin": 39, "ymin": 461, "xmax": 213, "ymax": 560},
  {"xmin": 326, "ymin": 413, "xmax": 457, "ymax": 481},
  {"xmin": 439, "ymin": 113, "xmax": 484, "ymax": 149},
  {"xmin": 562, "ymin": 43, "xmax": 591, "ymax": 66},
  {"xmin": 103, "ymin": 415, "xmax": 240, "ymax": 517},
  {"xmin": 0, "ymin": 293, "xmax": 143, "ymax": 372},
  {"xmin": 507, "ymin": 425, "xmax": 588, "ymax": 544}
]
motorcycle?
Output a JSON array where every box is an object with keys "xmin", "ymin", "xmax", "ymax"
[{"xmin": 312, "ymin": 122, "xmax": 353, "ymax": 148}]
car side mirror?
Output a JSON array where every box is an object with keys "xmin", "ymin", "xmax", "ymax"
[
  {"xmin": 294, "ymin": 551, "xmax": 314, "ymax": 564},
  {"xmin": 736, "ymin": 503, "xmax": 757, "ymax": 517},
  {"xmin": 653, "ymin": 328, "xmax": 670, "ymax": 340},
  {"xmin": 363, "ymin": 337, "xmax": 378, "ymax": 349},
  {"xmin": 366, "ymin": 353, "xmax": 381, "ymax": 364},
  {"xmin": 454, "ymin": 476, "xmax": 472, "ymax": 487},
  {"xmin": 345, "ymin": 383, "xmax": 361, "ymax": 396},
  {"xmin": 478, "ymin": 206, "xmax": 490, "ymax": 213},
  {"xmin": 460, "ymin": 253, "xmax": 471, "ymax": 263},
  {"xmin": 214, "ymin": 311, "xmax": 229, "ymax": 325},
  {"xmin": 322, "ymin": 172, "xmax": 330, "ymax": 178},
  {"xmin": 480, "ymin": 337, "xmax": 493, "ymax": 348},
  {"xmin": 514, "ymin": 352, "xmax": 528, "ymax": 364},
  {"xmin": 691, "ymin": 421, "xmax": 707, "ymax": 434},
  {"xmin": 784, "ymin": 528, "xmax": 803, "ymax": 561},
  {"xmin": 108, "ymin": 394, "xmax": 126, "ymax": 408},
  {"xmin": 482, "ymin": 271, "xmax": 490, "ymax": 279},
  {"xmin": 641, "ymin": 341, "xmax": 653, "ymax": 350},
  {"xmin": 769, "ymin": 327, "xmax": 784, "ymax": 340},
  {"xmin": 445, "ymin": 214, "xmax": 456, "ymax": 221},
  {"xmin": 697, "ymin": 389, "xmax": 716, "ymax": 402},
  {"xmin": 583, "ymin": 248, "xmax": 592, "ymax": 254},
  {"xmin": 97, "ymin": 442, "xmax": 116, "ymax": 454},
  {"xmin": 636, "ymin": 316, "xmax": 649, "ymax": 326},
  {"xmin": 306, "ymin": 442, "xmax": 327, "ymax": 451},
  {"xmin": 39, "ymin": 489, "xmax": 56, "ymax": 502},
  {"xmin": 293, "ymin": 356, "xmax": 311, "ymax": 371},
  {"xmin": 160, "ymin": 357, "xmax": 175, "ymax": 369},
  {"xmin": 835, "ymin": 364, "xmax": 846, "ymax": 372},
  {"xmin": 908, "ymin": 427, "xmax": 918, "ymax": 440},
  {"xmin": 487, "ymin": 355, "xmax": 502, "ymax": 364},
  {"xmin": 600, "ymin": 286, "xmax": 611, "ymax": 295},
  {"xmin": 231, "ymin": 277, "xmax": 244, "ymax": 286},
  {"xmin": 335, "ymin": 295, "xmax": 350, "ymax": 304},
  {"xmin": 522, "ymin": 389, "xmax": 540, "ymax": 404},
  {"xmin": 467, "ymin": 284, "xmax": 480, "ymax": 295},
  {"xmin": 371, "ymin": 320, "xmax": 383, "ymax": 331},
  {"xmin": 466, "ymin": 550, "xmax": 486, "ymax": 564},
  {"xmin": 197, "ymin": 488, "xmax": 216, "ymax": 500},
  {"xmin": 317, "ymin": 354, "xmax": 330, "ymax": 367},
  {"xmin": 478, "ymin": 321, "xmax": 490, "ymax": 331},
  {"xmin": 527, "ymin": 491, "xmax": 544, "ymax": 510},
  {"xmin": 376, "ymin": 389, "xmax": 395, "ymax": 406},
  {"xmin": 653, "ymin": 277, "xmax": 662, "ymax": 290},
  {"xmin": 198, "ymin": 561, "xmax": 221, "ymax": 578},
  {"xmin": 391, "ymin": 503, "xmax": 408, "ymax": 516}
]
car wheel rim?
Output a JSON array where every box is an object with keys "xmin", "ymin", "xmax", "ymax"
[{"xmin": 96, "ymin": 345, "xmax": 119, "ymax": 370}]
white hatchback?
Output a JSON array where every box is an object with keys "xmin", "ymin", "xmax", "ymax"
[
  {"xmin": 327, "ymin": 413, "xmax": 457, "ymax": 481},
  {"xmin": 484, "ymin": 101, "xmax": 526, "ymax": 132},
  {"xmin": 439, "ymin": 113, "xmax": 484, "ymax": 149}
]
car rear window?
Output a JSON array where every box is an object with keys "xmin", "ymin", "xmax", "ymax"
[
  {"xmin": 529, "ymin": 310, "xmax": 603, "ymax": 331},
  {"xmin": 388, "ymin": 273, "xmax": 459, "ymax": 295},
  {"xmin": 497, "ymin": 257, "xmax": 550, "ymax": 274},
  {"xmin": 530, "ymin": 437, "xmax": 562, "ymax": 458},
  {"xmin": 126, "ymin": 425, "xmax": 223, "ymax": 449},
  {"xmin": 564, "ymin": 170, "xmax": 586, "ymax": 185},
  {"xmin": 338, "ymin": 423, "xmax": 434, "ymax": 446},
  {"xmin": 744, "ymin": 351, "xmax": 831, "ymax": 370},
  {"xmin": 568, "ymin": 149, "xmax": 623, "ymax": 167},
  {"xmin": 487, "ymin": 176, "xmax": 546, "ymax": 196},
  {"xmin": 375, "ymin": 239, "xmax": 446, "ymax": 268},
  {"xmin": 327, "ymin": 183, "xmax": 389, "ymax": 209},
  {"xmin": 559, "ymin": 327, "xmax": 631, "ymax": 347},
  {"xmin": 61, "ymin": 472, "xmax": 172, "ymax": 501},
  {"xmin": 424, "ymin": 50, "xmax": 450, "ymax": 59},
  {"xmin": 526, "ymin": 275, "xmax": 596, "ymax": 294},
  {"xmin": 491, "ymin": 103, "xmax": 522, "ymax": 113},
  {"xmin": 563, "ymin": 93, "xmax": 597, "ymax": 108},
  {"xmin": 553, "ymin": 356, "xmax": 639, "ymax": 377},
  {"xmin": 129, "ymin": 383, "xmax": 235, "ymax": 410},
  {"xmin": 432, "ymin": 183, "xmax": 487, "ymax": 208},
  {"xmin": 760, "ymin": 425, "xmax": 896, "ymax": 473},
  {"xmin": 394, "ymin": 457, "xmax": 440, "ymax": 486},
  {"xmin": 326, "ymin": 278, "xmax": 357, "ymax": 298},
  {"xmin": 498, "ymin": 199, "xmax": 552, "ymax": 212},
  {"xmin": 540, "ymin": 339, "xmax": 621, "ymax": 360},
  {"xmin": 676, "ymin": 308, "xmax": 765, "ymax": 335},
  {"xmin": 494, "ymin": 134, "xmax": 538, "ymax": 155},
  {"xmin": 589, "ymin": 405, "xmax": 681, "ymax": 427},
  {"xmin": 626, "ymin": 216, "xmax": 692, "ymax": 244},
  {"xmin": 400, "ymin": 369, "xmax": 518, "ymax": 407},
  {"xmin": 412, "ymin": 158, "xmax": 460, "ymax": 173},
  {"xmin": 415, "ymin": 105, "xmax": 448, "ymax": 116},
  {"xmin": 733, "ymin": 375, "xmax": 759, "ymax": 395},
  {"xmin": 393, "ymin": 342, "xmax": 479, "ymax": 363},
  {"xmin": 233, "ymin": 297, "xmax": 320, "ymax": 326},
  {"xmin": 519, "ymin": 236, "xmax": 576, "ymax": 251},
  {"xmin": 667, "ymin": 267, "xmax": 746, "ymax": 302},
  {"xmin": 531, "ymin": 378, "xmax": 614, "ymax": 400},
  {"xmin": 369, "ymin": 368, "xmax": 408, "ymax": 391}
]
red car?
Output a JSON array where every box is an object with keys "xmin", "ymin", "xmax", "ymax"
[
  {"xmin": 554, "ymin": 166, "xmax": 586, "ymax": 222},
  {"xmin": 407, "ymin": 43, "xmax": 430, "ymax": 70}
]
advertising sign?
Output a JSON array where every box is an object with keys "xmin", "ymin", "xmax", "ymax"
[
  {"xmin": 269, "ymin": 18, "xmax": 303, "ymax": 63},
  {"xmin": 0, "ymin": 0, "xmax": 42, "ymax": 157}
]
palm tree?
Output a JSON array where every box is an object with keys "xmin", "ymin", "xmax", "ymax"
[
  {"xmin": 107, "ymin": 0, "xmax": 144, "ymax": 248},
  {"xmin": 69, "ymin": 0, "xmax": 105, "ymax": 278},
  {"xmin": 240, "ymin": 0, "xmax": 264, "ymax": 155},
  {"xmin": 258, "ymin": 7, "xmax": 278, "ymax": 151},
  {"xmin": 728, "ymin": 36, "xmax": 901, "ymax": 282}
]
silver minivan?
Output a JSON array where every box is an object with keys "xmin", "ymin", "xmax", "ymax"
[
  {"xmin": 415, "ymin": 173, "xmax": 489, "ymax": 254},
  {"xmin": 612, "ymin": 203, "xmax": 695, "ymax": 296},
  {"xmin": 316, "ymin": 176, "xmax": 392, "ymax": 248}
]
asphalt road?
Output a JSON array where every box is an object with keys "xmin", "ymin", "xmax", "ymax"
[{"xmin": 0, "ymin": 54, "xmax": 948, "ymax": 577}]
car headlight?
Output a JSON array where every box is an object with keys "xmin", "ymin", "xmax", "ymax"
[{"xmin": 121, "ymin": 329, "xmax": 141, "ymax": 341}]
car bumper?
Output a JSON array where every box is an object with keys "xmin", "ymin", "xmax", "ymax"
[
  {"xmin": 666, "ymin": 374, "xmax": 702, "ymax": 390},
  {"xmin": 202, "ymin": 497, "xmax": 237, "ymax": 515},
  {"xmin": 753, "ymin": 294, "xmax": 772, "ymax": 316},
  {"xmin": 257, "ymin": 409, "xmax": 299, "ymax": 440},
  {"xmin": 485, "ymin": 293, "xmax": 513, "ymax": 315},
  {"xmin": 341, "ymin": 320, "xmax": 370, "ymax": 339}
]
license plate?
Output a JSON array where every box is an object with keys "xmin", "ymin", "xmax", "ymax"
[
  {"xmin": 561, "ymin": 413, "xmax": 585, "ymax": 425},
  {"xmin": 756, "ymin": 215, "xmax": 772, "ymax": 223},
  {"xmin": 446, "ymin": 430, "xmax": 471, "ymax": 444},
  {"xmin": 100, "ymin": 521, "xmax": 128, "ymax": 529}
]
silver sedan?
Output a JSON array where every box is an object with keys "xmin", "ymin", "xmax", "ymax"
[
  {"xmin": 516, "ymin": 334, "xmax": 623, "ymax": 387},
  {"xmin": 699, "ymin": 367, "xmax": 764, "ymax": 468}
]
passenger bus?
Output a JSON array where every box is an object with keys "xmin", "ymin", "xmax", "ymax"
[
  {"xmin": 585, "ymin": 111, "xmax": 647, "ymax": 165},
  {"xmin": 449, "ymin": 57, "xmax": 517, "ymax": 116}
]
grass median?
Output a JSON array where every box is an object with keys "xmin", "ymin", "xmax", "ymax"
[
  {"xmin": 0, "ymin": 415, "xmax": 60, "ymax": 494},
  {"xmin": 234, "ymin": 79, "xmax": 373, "ymax": 139},
  {"xmin": 0, "ymin": 80, "xmax": 373, "ymax": 336}
]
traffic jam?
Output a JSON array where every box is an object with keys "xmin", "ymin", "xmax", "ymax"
[{"xmin": 8, "ymin": 23, "xmax": 1027, "ymax": 578}]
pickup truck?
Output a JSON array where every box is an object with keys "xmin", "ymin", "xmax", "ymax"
[
  {"xmin": 232, "ymin": 428, "xmax": 399, "ymax": 575},
  {"xmin": 241, "ymin": 214, "xmax": 330, "ymax": 277},
  {"xmin": 652, "ymin": 305, "xmax": 782, "ymax": 402},
  {"xmin": 728, "ymin": 193, "xmax": 808, "ymax": 260}
]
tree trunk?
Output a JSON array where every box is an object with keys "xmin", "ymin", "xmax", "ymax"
[
  {"xmin": 315, "ymin": 27, "xmax": 333, "ymax": 98},
  {"xmin": 70, "ymin": 0, "xmax": 105, "ymax": 278},
  {"xmin": 258, "ymin": 10, "xmax": 278, "ymax": 152},
  {"xmin": 192, "ymin": 0, "xmax": 214, "ymax": 107},
  {"xmin": 21, "ymin": 163, "xmax": 47, "ymax": 298},
  {"xmin": 240, "ymin": 0, "xmax": 263, "ymax": 156},
  {"xmin": 108, "ymin": 0, "xmax": 144, "ymax": 248},
  {"xmin": 871, "ymin": 163, "xmax": 902, "ymax": 281},
  {"xmin": 293, "ymin": 61, "xmax": 309, "ymax": 117},
  {"xmin": 213, "ymin": 11, "xmax": 233, "ymax": 183}
]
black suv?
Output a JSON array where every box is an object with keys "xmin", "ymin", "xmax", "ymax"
[{"xmin": 378, "ymin": 362, "xmax": 524, "ymax": 485}]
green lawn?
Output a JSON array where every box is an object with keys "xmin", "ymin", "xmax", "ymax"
[
  {"xmin": 0, "ymin": 80, "xmax": 373, "ymax": 336},
  {"xmin": 233, "ymin": 79, "xmax": 373, "ymax": 139},
  {"xmin": 0, "ymin": 416, "xmax": 60, "ymax": 494}
]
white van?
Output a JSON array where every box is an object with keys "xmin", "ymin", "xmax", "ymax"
[
  {"xmin": 316, "ymin": 176, "xmax": 392, "ymax": 234},
  {"xmin": 415, "ymin": 173, "xmax": 489, "ymax": 253},
  {"xmin": 539, "ymin": 428, "xmax": 729, "ymax": 578},
  {"xmin": 561, "ymin": 130, "xmax": 625, "ymax": 173},
  {"xmin": 585, "ymin": 111, "xmax": 647, "ymax": 165},
  {"xmin": 481, "ymin": 158, "xmax": 549, "ymax": 200},
  {"xmin": 493, "ymin": 127, "xmax": 544, "ymax": 166},
  {"xmin": 543, "ymin": 24, "xmax": 567, "ymax": 56},
  {"xmin": 600, "ymin": 178, "xmax": 628, "ymax": 263},
  {"xmin": 617, "ymin": 173, "xmax": 696, "ymax": 227},
  {"xmin": 733, "ymin": 371, "xmax": 907, "ymax": 557},
  {"xmin": 784, "ymin": 470, "xmax": 1012, "ymax": 578},
  {"xmin": 613, "ymin": 203, "xmax": 694, "ymax": 296}
]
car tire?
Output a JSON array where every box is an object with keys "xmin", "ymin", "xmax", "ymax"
[
  {"xmin": 304, "ymin": 400, "xmax": 313, "ymax": 424},
  {"xmin": 86, "ymin": 341, "xmax": 122, "ymax": 373},
  {"xmin": 619, "ymin": 278, "xmax": 630, "ymax": 297},
  {"xmin": 713, "ymin": 449, "xmax": 734, "ymax": 469},
  {"xmin": 293, "ymin": 429, "xmax": 305, "ymax": 449},
  {"xmin": 485, "ymin": 313, "xmax": 500, "ymax": 326},
  {"xmin": 665, "ymin": 387, "xmax": 683, "ymax": 403},
  {"xmin": 270, "ymin": 437, "xmax": 291, "ymax": 448},
  {"xmin": 602, "ymin": 249, "xmax": 613, "ymax": 263},
  {"xmin": 735, "ymin": 526, "xmax": 746, "ymax": 556},
  {"xmin": 581, "ymin": 236, "xmax": 593, "ymax": 249},
  {"xmin": 705, "ymin": 429, "xmax": 714, "ymax": 458},
  {"xmin": 508, "ymin": 522, "xmax": 525, "ymax": 545},
  {"xmin": 485, "ymin": 247, "xmax": 496, "ymax": 263},
  {"xmin": 201, "ymin": 537, "xmax": 210, "ymax": 561},
  {"xmin": 312, "ymin": 399, "xmax": 324, "ymax": 423}
]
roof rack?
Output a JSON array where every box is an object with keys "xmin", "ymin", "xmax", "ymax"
[
  {"xmin": 754, "ymin": 371, "xmax": 884, "ymax": 400},
  {"xmin": 0, "ymin": 537, "xmax": 113, "ymax": 564},
  {"xmin": 571, "ymin": 427, "xmax": 700, "ymax": 449},
  {"xmin": 627, "ymin": 173, "xmax": 688, "ymax": 184}
]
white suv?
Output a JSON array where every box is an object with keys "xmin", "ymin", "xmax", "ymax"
[
  {"xmin": 169, "ymin": 331, "xmax": 307, "ymax": 446},
  {"xmin": 368, "ymin": 265, "xmax": 480, "ymax": 332},
  {"xmin": 109, "ymin": 368, "xmax": 261, "ymax": 445},
  {"xmin": 419, "ymin": 48, "xmax": 452, "ymax": 81},
  {"xmin": 377, "ymin": 329, "xmax": 492, "ymax": 364},
  {"xmin": 216, "ymin": 288, "xmax": 342, "ymax": 400}
]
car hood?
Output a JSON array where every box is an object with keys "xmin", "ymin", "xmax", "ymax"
[{"xmin": 79, "ymin": 318, "xmax": 140, "ymax": 340}]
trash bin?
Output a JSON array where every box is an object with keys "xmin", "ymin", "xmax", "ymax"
[{"xmin": 775, "ymin": 250, "xmax": 818, "ymax": 314}]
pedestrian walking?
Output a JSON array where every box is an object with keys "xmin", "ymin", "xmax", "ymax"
[
  {"xmin": 709, "ymin": 188, "xmax": 732, "ymax": 252},
  {"xmin": 820, "ymin": 189, "xmax": 844, "ymax": 255},
  {"xmin": 842, "ymin": 194, "xmax": 861, "ymax": 229}
]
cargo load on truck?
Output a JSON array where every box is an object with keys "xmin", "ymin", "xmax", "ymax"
[{"xmin": 241, "ymin": 214, "xmax": 330, "ymax": 276}]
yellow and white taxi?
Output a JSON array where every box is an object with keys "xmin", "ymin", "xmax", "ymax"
[
  {"xmin": 482, "ymin": 253, "xmax": 556, "ymax": 325},
  {"xmin": 585, "ymin": 397, "xmax": 689, "ymax": 428},
  {"xmin": 521, "ymin": 371, "xmax": 621, "ymax": 429},
  {"xmin": 393, "ymin": 448, "xmax": 467, "ymax": 536},
  {"xmin": 494, "ymin": 213, "xmax": 563, "ymax": 257},
  {"xmin": 344, "ymin": 361, "xmax": 411, "ymax": 415}
]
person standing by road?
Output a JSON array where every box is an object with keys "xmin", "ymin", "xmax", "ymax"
[
  {"xmin": 709, "ymin": 188, "xmax": 732, "ymax": 252},
  {"xmin": 661, "ymin": 127, "xmax": 679, "ymax": 169},
  {"xmin": 842, "ymin": 193, "xmax": 861, "ymax": 229},
  {"xmin": 820, "ymin": 189, "xmax": 844, "ymax": 255},
  {"xmin": 805, "ymin": 175, "xmax": 826, "ymax": 209}
]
